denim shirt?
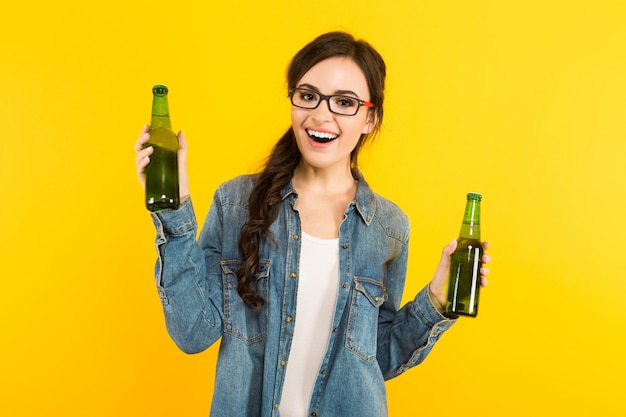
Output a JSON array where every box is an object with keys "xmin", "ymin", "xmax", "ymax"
[{"xmin": 150, "ymin": 174, "xmax": 455, "ymax": 417}]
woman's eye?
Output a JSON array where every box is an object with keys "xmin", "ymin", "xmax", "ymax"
[
  {"xmin": 301, "ymin": 92, "xmax": 317, "ymax": 102},
  {"xmin": 335, "ymin": 97, "xmax": 357, "ymax": 107}
]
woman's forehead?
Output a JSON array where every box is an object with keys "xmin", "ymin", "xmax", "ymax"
[{"xmin": 297, "ymin": 57, "xmax": 370, "ymax": 96}]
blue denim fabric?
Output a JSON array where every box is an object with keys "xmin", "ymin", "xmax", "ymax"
[{"xmin": 150, "ymin": 175, "xmax": 455, "ymax": 417}]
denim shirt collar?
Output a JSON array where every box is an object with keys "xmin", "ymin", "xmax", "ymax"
[{"xmin": 279, "ymin": 175, "xmax": 376, "ymax": 226}]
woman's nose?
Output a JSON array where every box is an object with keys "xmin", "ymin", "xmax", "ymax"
[{"xmin": 310, "ymin": 97, "xmax": 334, "ymax": 120}]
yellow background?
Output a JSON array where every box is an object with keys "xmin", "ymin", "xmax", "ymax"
[{"xmin": 2, "ymin": 0, "xmax": 625, "ymax": 416}]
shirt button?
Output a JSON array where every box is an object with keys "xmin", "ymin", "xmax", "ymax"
[
  {"xmin": 290, "ymin": 272, "xmax": 297, "ymax": 279},
  {"xmin": 311, "ymin": 413, "xmax": 318, "ymax": 417},
  {"xmin": 293, "ymin": 234, "xmax": 299, "ymax": 240},
  {"xmin": 274, "ymin": 404, "xmax": 279, "ymax": 409},
  {"xmin": 286, "ymin": 316, "xmax": 293, "ymax": 323},
  {"xmin": 342, "ymin": 245, "xmax": 348, "ymax": 250},
  {"xmin": 320, "ymin": 369, "xmax": 325, "ymax": 375},
  {"xmin": 281, "ymin": 360, "xmax": 286, "ymax": 366},
  {"xmin": 342, "ymin": 283, "xmax": 348, "ymax": 289}
]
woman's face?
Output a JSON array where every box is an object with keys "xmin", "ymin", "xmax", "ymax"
[{"xmin": 291, "ymin": 56, "xmax": 376, "ymax": 174}]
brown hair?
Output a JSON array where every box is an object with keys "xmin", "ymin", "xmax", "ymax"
[{"xmin": 237, "ymin": 31, "xmax": 387, "ymax": 310}]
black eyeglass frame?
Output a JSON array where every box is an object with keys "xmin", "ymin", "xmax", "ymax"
[{"xmin": 288, "ymin": 87, "xmax": 375, "ymax": 116}]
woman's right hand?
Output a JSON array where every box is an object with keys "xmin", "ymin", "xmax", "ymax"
[{"xmin": 134, "ymin": 124, "xmax": 190, "ymax": 202}]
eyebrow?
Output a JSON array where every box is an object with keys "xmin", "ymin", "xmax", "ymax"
[{"xmin": 297, "ymin": 83, "xmax": 360, "ymax": 98}]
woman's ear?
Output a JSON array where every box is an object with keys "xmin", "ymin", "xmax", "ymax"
[{"xmin": 361, "ymin": 110, "xmax": 378, "ymax": 135}]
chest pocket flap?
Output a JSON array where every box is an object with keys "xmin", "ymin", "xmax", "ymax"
[{"xmin": 354, "ymin": 277, "xmax": 387, "ymax": 307}]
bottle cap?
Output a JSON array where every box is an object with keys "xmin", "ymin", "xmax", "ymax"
[
  {"xmin": 466, "ymin": 192, "xmax": 482, "ymax": 201},
  {"xmin": 152, "ymin": 84, "xmax": 169, "ymax": 94}
]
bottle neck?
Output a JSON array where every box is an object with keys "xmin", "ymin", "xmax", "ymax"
[
  {"xmin": 151, "ymin": 94, "xmax": 172, "ymax": 128},
  {"xmin": 459, "ymin": 199, "xmax": 481, "ymax": 239}
]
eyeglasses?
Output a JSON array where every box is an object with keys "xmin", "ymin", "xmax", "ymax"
[{"xmin": 288, "ymin": 87, "xmax": 374, "ymax": 116}]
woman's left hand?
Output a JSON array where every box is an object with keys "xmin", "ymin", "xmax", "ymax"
[{"xmin": 428, "ymin": 240, "xmax": 491, "ymax": 313}]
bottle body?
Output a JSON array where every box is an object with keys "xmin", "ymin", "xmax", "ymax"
[
  {"xmin": 445, "ymin": 193, "xmax": 483, "ymax": 318},
  {"xmin": 145, "ymin": 85, "xmax": 179, "ymax": 212},
  {"xmin": 446, "ymin": 237, "xmax": 483, "ymax": 317}
]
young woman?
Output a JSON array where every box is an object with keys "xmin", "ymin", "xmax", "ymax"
[{"xmin": 134, "ymin": 31, "xmax": 491, "ymax": 417}]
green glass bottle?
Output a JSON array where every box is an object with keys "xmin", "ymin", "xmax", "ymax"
[
  {"xmin": 445, "ymin": 192, "xmax": 484, "ymax": 318},
  {"xmin": 145, "ymin": 85, "xmax": 179, "ymax": 212}
]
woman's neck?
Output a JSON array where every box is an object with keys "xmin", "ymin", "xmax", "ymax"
[
  {"xmin": 292, "ymin": 163, "xmax": 357, "ymax": 197},
  {"xmin": 291, "ymin": 162, "xmax": 358, "ymax": 239}
]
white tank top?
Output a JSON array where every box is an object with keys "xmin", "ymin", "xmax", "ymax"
[{"xmin": 279, "ymin": 231, "xmax": 340, "ymax": 417}]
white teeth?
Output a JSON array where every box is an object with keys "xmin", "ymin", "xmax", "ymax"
[{"xmin": 307, "ymin": 129, "xmax": 338, "ymax": 140}]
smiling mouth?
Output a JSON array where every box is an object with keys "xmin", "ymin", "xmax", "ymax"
[{"xmin": 307, "ymin": 129, "xmax": 338, "ymax": 143}]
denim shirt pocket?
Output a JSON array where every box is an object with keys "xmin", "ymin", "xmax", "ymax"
[
  {"xmin": 220, "ymin": 260, "xmax": 271, "ymax": 345},
  {"xmin": 346, "ymin": 276, "xmax": 388, "ymax": 361}
]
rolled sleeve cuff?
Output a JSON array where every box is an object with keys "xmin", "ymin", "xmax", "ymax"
[
  {"xmin": 150, "ymin": 197, "xmax": 197, "ymax": 238},
  {"xmin": 414, "ymin": 285, "xmax": 456, "ymax": 329}
]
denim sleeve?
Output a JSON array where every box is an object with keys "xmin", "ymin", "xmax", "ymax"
[
  {"xmin": 376, "ymin": 240, "xmax": 456, "ymax": 380},
  {"xmin": 150, "ymin": 196, "xmax": 224, "ymax": 354}
]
